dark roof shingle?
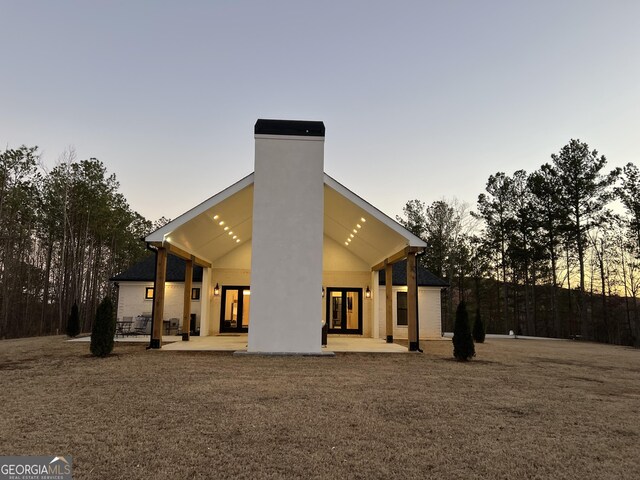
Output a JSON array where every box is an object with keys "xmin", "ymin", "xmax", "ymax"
[
  {"xmin": 378, "ymin": 260, "xmax": 448, "ymax": 287},
  {"xmin": 110, "ymin": 255, "xmax": 203, "ymax": 282},
  {"xmin": 111, "ymin": 255, "xmax": 446, "ymax": 287}
]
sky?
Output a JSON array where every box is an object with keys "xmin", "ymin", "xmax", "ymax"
[{"xmin": 1, "ymin": 1, "xmax": 639, "ymax": 223}]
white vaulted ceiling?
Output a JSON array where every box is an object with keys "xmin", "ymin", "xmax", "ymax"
[{"xmin": 145, "ymin": 172, "xmax": 425, "ymax": 266}]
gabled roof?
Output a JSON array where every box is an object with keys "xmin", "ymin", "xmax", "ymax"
[
  {"xmin": 111, "ymin": 255, "xmax": 446, "ymax": 288},
  {"xmin": 110, "ymin": 254, "xmax": 203, "ymax": 282},
  {"xmin": 144, "ymin": 170, "xmax": 426, "ymax": 267},
  {"xmin": 323, "ymin": 174, "xmax": 427, "ymax": 262},
  {"xmin": 378, "ymin": 260, "xmax": 449, "ymax": 287},
  {"xmin": 145, "ymin": 173, "xmax": 254, "ymax": 263}
]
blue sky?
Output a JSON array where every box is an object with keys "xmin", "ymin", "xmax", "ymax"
[{"xmin": 2, "ymin": 1, "xmax": 638, "ymax": 222}]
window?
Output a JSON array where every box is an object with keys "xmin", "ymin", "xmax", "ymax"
[
  {"xmin": 397, "ymin": 292, "xmax": 408, "ymax": 326},
  {"xmin": 191, "ymin": 288, "xmax": 201, "ymax": 300},
  {"xmin": 145, "ymin": 287, "xmax": 154, "ymax": 300}
]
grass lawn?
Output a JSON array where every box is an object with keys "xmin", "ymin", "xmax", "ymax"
[{"xmin": 0, "ymin": 336, "xmax": 638, "ymax": 480}]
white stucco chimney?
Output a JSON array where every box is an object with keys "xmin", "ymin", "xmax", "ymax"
[{"xmin": 248, "ymin": 119, "xmax": 325, "ymax": 353}]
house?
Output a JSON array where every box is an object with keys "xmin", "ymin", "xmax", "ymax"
[
  {"xmin": 134, "ymin": 119, "xmax": 443, "ymax": 353},
  {"xmin": 378, "ymin": 260, "xmax": 447, "ymax": 341},
  {"xmin": 111, "ymin": 257, "xmax": 447, "ymax": 340},
  {"xmin": 110, "ymin": 255, "xmax": 204, "ymax": 334}
]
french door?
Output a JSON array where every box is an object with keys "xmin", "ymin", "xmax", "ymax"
[
  {"xmin": 326, "ymin": 288, "xmax": 362, "ymax": 334},
  {"xmin": 220, "ymin": 286, "xmax": 251, "ymax": 333}
]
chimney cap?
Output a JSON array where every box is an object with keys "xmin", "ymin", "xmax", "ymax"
[{"xmin": 255, "ymin": 119, "xmax": 325, "ymax": 137}]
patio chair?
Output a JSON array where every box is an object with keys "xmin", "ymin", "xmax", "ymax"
[
  {"xmin": 115, "ymin": 319, "xmax": 125, "ymax": 338},
  {"xmin": 134, "ymin": 315, "xmax": 151, "ymax": 335},
  {"xmin": 122, "ymin": 316, "xmax": 133, "ymax": 336},
  {"xmin": 116, "ymin": 317, "xmax": 132, "ymax": 337},
  {"xmin": 168, "ymin": 317, "xmax": 180, "ymax": 335}
]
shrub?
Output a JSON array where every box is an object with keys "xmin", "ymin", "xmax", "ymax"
[
  {"xmin": 453, "ymin": 300, "xmax": 475, "ymax": 361},
  {"xmin": 90, "ymin": 297, "xmax": 115, "ymax": 357},
  {"xmin": 473, "ymin": 308, "xmax": 486, "ymax": 343},
  {"xmin": 66, "ymin": 302, "xmax": 81, "ymax": 338}
]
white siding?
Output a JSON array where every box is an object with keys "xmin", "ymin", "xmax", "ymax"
[
  {"xmin": 377, "ymin": 286, "xmax": 443, "ymax": 339},
  {"xmin": 116, "ymin": 281, "xmax": 202, "ymax": 328},
  {"xmin": 208, "ymin": 268, "xmax": 252, "ymax": 335}
]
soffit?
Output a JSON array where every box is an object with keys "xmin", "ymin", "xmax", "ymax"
[
  {"xmin": 152, "ymin": 183, "xmax": 254, "ymax": 264},
  {"xmin": 323, "ymin": 184, "xmax": 411, "ymax": 267},
  {"xmin": 147, "ymin": 172, "xmax": 424, "ymax": 267}
]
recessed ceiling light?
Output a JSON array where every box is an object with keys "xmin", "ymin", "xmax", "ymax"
[
  {"xmin": 219, "ymin": 221, "xmax": 224, "ymax": 226},
  {"xmin": 236, "ymin": 239, "xmax": 240, "ymax": 243},
  {"xmin": 345, "ymin": 242, "xmax": 349, "ymax": 246},
  {"xmin": 347, "ymin": 238, "xmax": 352, "ymax": 242},
  {"xmin": 353, "ymin": 229, "xmax": 357, "ymax": 233},
  {"xmin": 350, "ymin": 234, "xmax": 354, "ymax": 238},
  {"xmin": 224, "ymin": 226, "xmax": 229, "ymax": 231},
  {"xmin": 213, "ymin": 215, "xmax": 219, "ymax": 220},
  {"xmin": 361, "ymin": 217, "xmax": 366, "ymax": 222},
  {"xmin": 357, "ymin": 224, "xmax": 361, "ymax": 229},
  {"xmin": 228, "ymin": 231, "xmax": 233, "ymax": 235}
]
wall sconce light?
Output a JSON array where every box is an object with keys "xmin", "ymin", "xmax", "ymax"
[
  {"xmin": 365, "ymin": 286, "xmax": 371, "ymax": 298},
  {"xmin": 214, "ymin": 283, "xmax": 220, "ymax": 296}
]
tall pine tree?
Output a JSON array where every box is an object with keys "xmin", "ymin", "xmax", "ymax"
[{"xmin": 552, "ymin": 140, "xmax": 619, "ymax": 338}]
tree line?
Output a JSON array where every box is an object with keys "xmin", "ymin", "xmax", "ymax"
[
  {"xmin": 0, "ymin": 145, "xmax": 162, "ymax": 339},
  {"xmin": 3, "ymin": 139, "xmax": 639, "ymax": 346},
  {"xmin": 398, "ymin": 139, "xmax": 640, "ymax": 346}
]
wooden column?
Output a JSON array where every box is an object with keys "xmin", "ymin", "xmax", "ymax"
[
  {"xmin": 407, "ymin": 251, "xmax": 418, "ymax": 351},
  {"xmin": 151, "ymin": 247, "xmax": 167, "ymax": 349},
  {"xmin": 182, "ymin": 258, "xmax": 193, "ymax": 341},
  {"xmin": 385, "ymin": 260, "xmax": 393, "ymax": 343}
]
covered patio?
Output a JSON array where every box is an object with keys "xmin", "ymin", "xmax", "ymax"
[
  {"xmin": 143, "ymin": 119, "xmax": 427, "ymax": 353},
  {"xmin": 143, "ymin": 173, "xmax": 426, "ymax": 352},
  {"xmin": 70, "ymin": 334, "xmax": 410, "ymax": 353},
  {"xmin": 160, "ymin": 335, "xmax": 408, "ymax": 353}
]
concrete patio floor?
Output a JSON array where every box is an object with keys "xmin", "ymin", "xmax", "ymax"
[
  {"xmin": 70, "ymin": 334, "xmax": 417, "ymax": 353},
  {"xmin": 162, "ymin": 335, "xmax": 410, "ymax": 353}
]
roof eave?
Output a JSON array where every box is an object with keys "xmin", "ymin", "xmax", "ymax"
[
  {"xmin": 145, "ymin": 173, "xmax": 255, "ymax": 243},
  {"xmin": 323, "ymin": 173, "xmax": 427, "ymax": 248}
]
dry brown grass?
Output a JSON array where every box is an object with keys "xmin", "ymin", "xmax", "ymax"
[{"xmin": 0, "ymin": 336, "xmax": 638, "ymax": 480}]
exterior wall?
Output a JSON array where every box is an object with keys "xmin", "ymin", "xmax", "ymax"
[
  {"xmin": 212, "ymin": 241, "xmax": 251, "ymax": 270},
  {"xmin": 208, "ymin": 268, "xmax": 251, "ymax": 335},
  {"xmin": 200, "ymin": 267, "xmax": 211, "ymax": 336},
  {"xmin": 323, "ymin": 270, "xmax": 372, "ymax": 337},
  {"xmin": 371, "ymin": 270, "xmax": 380, "ymax": 339},
  {"xmin": 323, "ymin": 236, "xmax": 369, "ymax": 272},
  {"xmin": 377, "ymin": 286, "xmax": 443, "ymax": 339},
  {"xmin": 322, "ymin": 236, "xmax": 373, "ymax": 337},
  {"xmin": 207, "ymin": 242, "xmax": 252, "ymax": 335},
  {"xmin": 249, "ymin": 133, "xmax": 325, "ymax": 353},
  {"xmin": 115, "ymin": 281, "xmax": 203, "ymax": 328}
]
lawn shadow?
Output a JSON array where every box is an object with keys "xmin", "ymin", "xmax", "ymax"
[{"xmin": 437, "ymin": 356, "xmax": 500, "ymax": 365}]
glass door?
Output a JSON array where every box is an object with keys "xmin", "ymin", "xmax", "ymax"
[
  {"xmin": 220, "ymin": 286, "xmax": 250, "ymax": 333},
  {"xmin": 326, "ymin": 288, "xmax": 362, "ymax": 334}
]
